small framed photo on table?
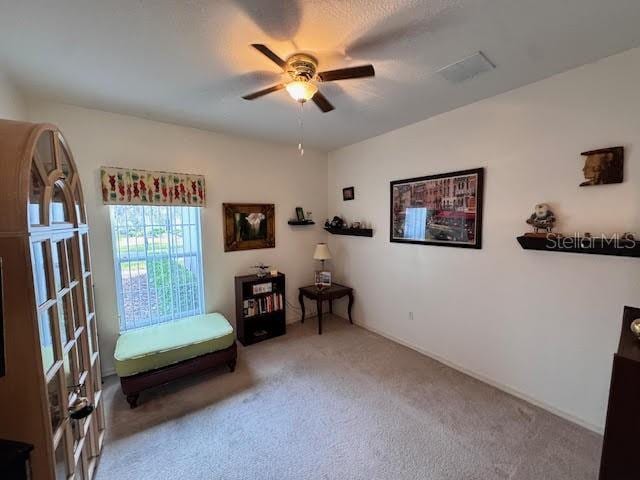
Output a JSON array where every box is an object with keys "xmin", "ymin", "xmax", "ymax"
[
  {"xmin": 315, "ymin": 271, "xmax": 332, "ymax": 289},
  {"xmin": 295, "ymin": 207, "xmax": 305, "ymax": 221}
]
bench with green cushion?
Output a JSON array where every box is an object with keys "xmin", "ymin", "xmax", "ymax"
[{"xmin": 114, "ymin": 313, "xmax": 237, "ymax": 408}]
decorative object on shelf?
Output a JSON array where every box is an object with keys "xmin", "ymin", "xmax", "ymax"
[
  {"xmin": 270, "ymin": 269, "xmax": 279, "ymax": 277},
  {"xmin": 350, "ymin": 221, "xmax": 361, "ymax": 229},
  {"xmin": 526, "ymin": 203, "xmax": 556, "ymax": 234},
  {"xmin": 235, "ymin": 273, "xmax": 286, "ymax": 345},
  {"xmin": 621, "ymin": 232, "xmax": 636, "ymax": 242},
  {"xmin": 631, "ymin": 318, "xmax": 640, "ymax": 340},
  {"xmin": 343, "ymin": 186, "xmax": 355, "ymax": 201},
  {"xmin": 580, "ymin": 146, "xmax": 623, "ymax": 186},
  {"xmin": 223, "ymin": 203, "xmax": 275, "ymax": 252},
  {"xmin": 326, "ymin": 216, "xmax": 345, "ymax": 229},
  {"xmin": 313, "ymin": 243, "xmax": 332, "ymax": 271},
  {"xmin": 390, "ymin": 168, "xmax": 484, "ymax": 249},
  {"xmin": 252, "ymin": 263, "xmax": 271, "ymax": 278},
  {"xmin": 100, "ymin": 166, "xmax": 206, "ymax": 206},
  {"xmin": 315, "ymin": 271, "xmax": 332, "ymax": 288},
  {"xmin": 288, "ymin": 207, "xmax": 314, "ymax": 225}
]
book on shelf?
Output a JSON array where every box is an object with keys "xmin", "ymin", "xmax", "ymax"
[
  {"xmin": 242, "ymin": 292, "xmax": 284, "ymax": 318},
  {"xmin": 252, "ymin": 282, "xmax": 273, "ymax": 295}
]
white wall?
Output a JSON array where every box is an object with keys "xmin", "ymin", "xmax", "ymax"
[
  {"xmin": 27, "ymin": 101, "xmax": 327, "ymax": 375},
  {"xmin": 327, "ymin": 47, "xmax": 640, "ymax": 432},
  {"xmin": 0, "ymin": 72, "xmax": 26, "ymax": 120}
]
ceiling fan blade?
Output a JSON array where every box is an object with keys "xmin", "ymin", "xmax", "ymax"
[
  {"xmin": 251, "ymin": 44, "xmax": 287, "ymax": 70},
  {"xmin": 242, "ymin": 83, "xmax": 285, "ymax": 100},
  {"xmin": 317, "ymin": 65, "xmax": 375, "ymax": 82},
  {"xmin": 312, "ymin": 90, "xmax": 335, "ymax": 113}
]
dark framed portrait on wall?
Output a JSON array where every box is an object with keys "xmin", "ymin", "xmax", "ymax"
[
  {"xmin": 342, "ymin": 187, "xmax": 354, "ymax": 201},
  {"xmin": 390, "ymin": 168, "xmax": 484, "ymax": 249},
  {"xmin": 223, "ymin": 203, "xmax": 275, "ymax": 252},
  {"xmin": 579, "ymin": 146, "xmax": 623, "ymax": 186}
]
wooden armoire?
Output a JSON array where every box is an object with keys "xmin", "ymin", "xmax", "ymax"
[{"xmin": 0, "ymin": 120, "xmax": 105, "ymax": 479}]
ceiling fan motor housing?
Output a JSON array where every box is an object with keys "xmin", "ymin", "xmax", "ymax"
[{"xmin": 286, "ymin": 54, "xmax": 318, "ymax": 81}]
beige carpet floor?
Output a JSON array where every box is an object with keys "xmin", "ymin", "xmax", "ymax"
[{"xmin": 96, "ymin": 315, "xmax": 602, "ymax": 480}]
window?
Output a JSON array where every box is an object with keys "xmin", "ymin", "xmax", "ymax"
[{"xmin": 110, "ymin": 205, "xmax": 205, "ymax": 331}]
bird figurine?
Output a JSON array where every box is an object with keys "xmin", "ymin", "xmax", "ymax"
[{"xmin": 526, "ymin": 203, "xmax": 556, "ymax": 234}]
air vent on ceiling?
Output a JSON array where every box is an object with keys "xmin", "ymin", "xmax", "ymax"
[{"xmin": 437, "ymin": 51, "xmax": 495, "ymax": 83}]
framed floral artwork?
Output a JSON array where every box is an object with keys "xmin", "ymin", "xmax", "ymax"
[{"xmin": 223, "ymin": 203, "xmax": 275, "ymax": 252}]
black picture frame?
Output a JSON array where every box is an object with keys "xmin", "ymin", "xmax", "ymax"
[
  {"xmin": 295, "ymin": 207, "xmax": 305, "ymax": 221},
  {"xmin": 343, "ymin": 187, "xmax": 354, "ymax": 201},
  {"xmin": 390, "ymin": 168, "xmax": 484, "ymax": 249}
]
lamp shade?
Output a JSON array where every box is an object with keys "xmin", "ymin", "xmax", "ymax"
[{"xmin": 313, "ymin": 243, "xmax": 332, "ymax": 261}]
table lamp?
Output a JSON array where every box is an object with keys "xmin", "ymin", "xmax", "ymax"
[{"xmin": 313, "ymin": 243, "xmax": 332, "ymax": 270}]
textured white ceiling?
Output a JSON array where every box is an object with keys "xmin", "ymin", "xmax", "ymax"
[{"xmin": 1, "ymin": 0, "xmax": 640, "ymax": 151}]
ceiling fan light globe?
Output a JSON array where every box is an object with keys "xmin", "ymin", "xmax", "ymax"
[{"xmin": 286, "ymin": 80, "xmax": 318, "ymax": 102}]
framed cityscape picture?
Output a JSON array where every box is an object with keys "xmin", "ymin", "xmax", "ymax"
[{"xmin": 390, "ymin": 168, "xmax": 484, "ymax": 249}]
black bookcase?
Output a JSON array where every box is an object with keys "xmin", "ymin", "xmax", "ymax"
[
  {"xmin": 235, "ymin": 273, "xmax": 286, "ymax": 346},
  {"xmin": 599, "ymin": 305, "xmax": 640, "ymax": 479}
]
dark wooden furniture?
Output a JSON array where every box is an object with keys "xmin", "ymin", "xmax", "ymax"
[
  {"xmin": 298, "ymin": 284, "xmax": 354, "ymax": 334},
  {"xmin": 0, "ymin": 121, "xmax": 104, "ymax": 479},
  {"xmin": 517, "ymin": 234, "xmax": 640, "ymax": 258},
  {"xmin": 0, "ymin": 439, "xmax": 33, "ymax": 480},
  {"xmin": 599, "ymin": 306, "xmax": 640, "ymax": 480},
  {"xmin": 235, "ymin": 273, "xmax": 286, "ymax": 345},
  {"xmin": 120, "ymin": 343, "xmax": 237, "ymax": 408},
  {"xmin": 324, "ymin": 226, "xmax": 373, "ymax": 237}
]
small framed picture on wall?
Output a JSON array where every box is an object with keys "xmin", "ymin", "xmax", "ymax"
[{"xmin": 343, "ymin": 186, "xmax": 355, "ymax": 201}]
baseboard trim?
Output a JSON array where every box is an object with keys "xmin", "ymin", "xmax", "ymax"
[{"xmin": 354, "ymin": 320, "xmax": 604, "ymax": 435}]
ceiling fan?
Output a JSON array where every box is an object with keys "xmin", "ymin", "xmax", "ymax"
[{"xmin": 242, "ymin": 44, "xmax": 375, "ymax": 112}]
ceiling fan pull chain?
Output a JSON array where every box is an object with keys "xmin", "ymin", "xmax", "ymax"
[{"xmin": 298, "ymin": 101, "xmax": 305, "ymax": 156}]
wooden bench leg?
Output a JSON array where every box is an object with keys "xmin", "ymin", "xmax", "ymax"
[
  {"xmin": 126, "ymin": 393, "xmax": 140, "ymax": 409},
  {"xmin": 227, "ymin": 358, "xmax": 237, "ymax": 372}
]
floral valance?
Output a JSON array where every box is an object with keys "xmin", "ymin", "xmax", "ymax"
[{"xmin": 100, "ymin": 166, "xmax": 206, "ymax": 206}]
